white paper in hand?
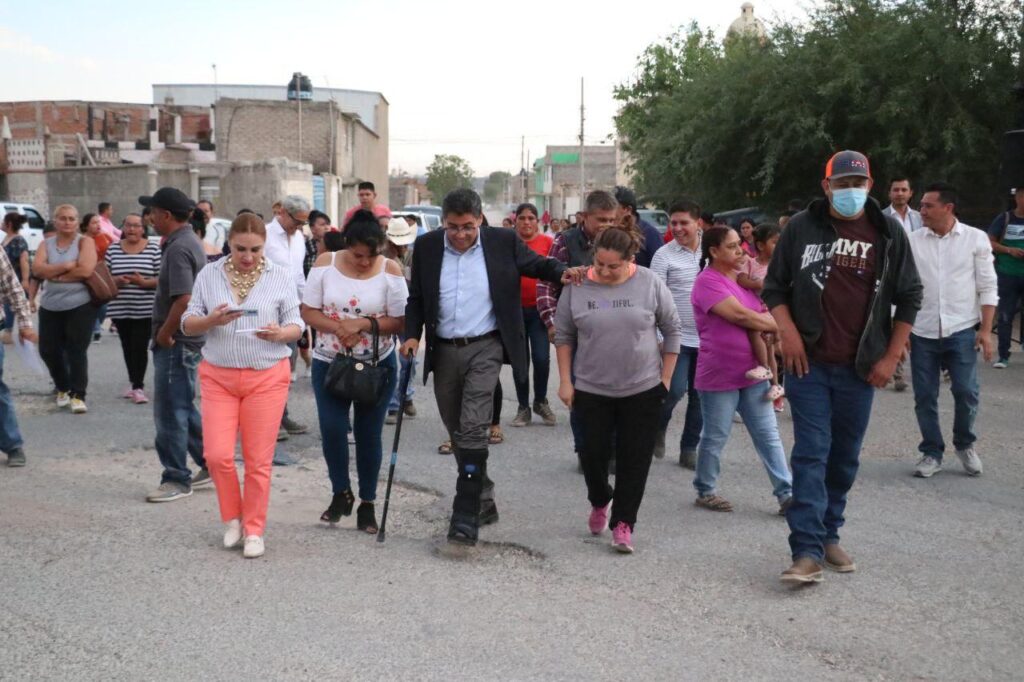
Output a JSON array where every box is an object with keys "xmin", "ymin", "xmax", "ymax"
[{"xmin": 12, "ymin": 328, "xmax": 48, "ymax": 375}]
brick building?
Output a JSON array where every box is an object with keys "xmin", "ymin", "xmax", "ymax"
[{"xmin": 0, "ymin": 81, "xmax": 389, "ymax": 221}]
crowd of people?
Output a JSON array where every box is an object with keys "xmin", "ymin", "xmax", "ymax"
[{"xmin": 0, "ymin": 152, "xmax": 1013, "ymax": 581}]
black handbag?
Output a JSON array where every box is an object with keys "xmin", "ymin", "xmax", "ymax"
[{"xmin": 323, "ymin": 317, "xmax": 388, "ymax": 404}]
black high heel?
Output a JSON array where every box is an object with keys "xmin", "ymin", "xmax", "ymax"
[
  {"xmin": 356, "ymin": 502, "xmax": 378, "ymax": 534},
  {"xmin": 320, "ymin": 489, "xmax": 355, "ymax": 523}
]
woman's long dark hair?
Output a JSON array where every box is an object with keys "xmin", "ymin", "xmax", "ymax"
[
  {"xmin": 79, "ymin": 213, "xmax": 97, "ymax": 234},
  {"xmin": 699, "ymin": 226, "xmax": 735, "ymax": 270}
]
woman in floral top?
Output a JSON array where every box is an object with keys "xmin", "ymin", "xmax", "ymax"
[{"xmin": 301, "ymin": 211, "xmax": 408, "ymax": 533}]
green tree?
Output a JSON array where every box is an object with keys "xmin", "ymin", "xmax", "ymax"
[
  {"xmin": 482, "ymin": 171, "xmax": 512, "ymax": 203},
  {"xmin": 615, "ymin": 0, "xmax": 1021, "ymax": 219},
  {"xmin": 425, "ymin": 154, "xmax": 475, "ymax": 204}
]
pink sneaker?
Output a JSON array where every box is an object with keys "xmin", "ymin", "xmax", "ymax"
[
  {"xmin": 588, "ymin": 504, "xmax": 609, "ymax": 535},
  {"xmin": 611, "ymin": 522, "xmax": 634, "ymax": 553},
  {"xmin": 121, "ymin": 387, "xmax": 134, "ymax": 399},
  {"xmin": 132, "ymin": 389, "xmax": 149, "ymax": 404}
]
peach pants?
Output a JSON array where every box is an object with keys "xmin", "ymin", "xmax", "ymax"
[{"xmin": 198, "ymin": 359, "xmax": 290, "ymax": 536}]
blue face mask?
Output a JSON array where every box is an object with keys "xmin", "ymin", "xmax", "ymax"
[{"xmin": 830, "ymin": 187, "xmax": 869, "ymax": 218}]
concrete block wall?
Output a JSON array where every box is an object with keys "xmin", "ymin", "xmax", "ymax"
[
  {"xmin": 217, "ymin": 158, "xmax": 314, "ymax": 219},
  {"xmin": 46, "ymin": 165, "xmax": 192, "ymax": 223}
]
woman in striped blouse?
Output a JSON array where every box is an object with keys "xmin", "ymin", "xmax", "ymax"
[
  {"xmin": 181, "ymin": 213, "xmax": 304, "ymax": 559},
  {"xmin": 105, "ymin": 213, "xmax": 161, "ymax": 403}
]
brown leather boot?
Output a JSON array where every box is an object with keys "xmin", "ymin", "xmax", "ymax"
[
  {"xmin": 780, "ymin": 557, "xmax": 824, "ymax": 584},
  {"xmin": 824, "ymin": 544, "xmax": 856, "ymax": 573}
]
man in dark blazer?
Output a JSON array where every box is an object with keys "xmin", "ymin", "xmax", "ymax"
[{"xmin": 402, "ymin": 188, "xmax": 580, "ymax": 546}]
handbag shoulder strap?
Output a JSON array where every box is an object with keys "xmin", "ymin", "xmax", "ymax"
[{"xmin": 367, "ymin": 316, "xmax": 380, "ymax": 363}]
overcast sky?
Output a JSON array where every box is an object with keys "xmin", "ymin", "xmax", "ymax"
[{"xmin": 1, "ymin": 0, "xmax": 804, "ymax": 176}]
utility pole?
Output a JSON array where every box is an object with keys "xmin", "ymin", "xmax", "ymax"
[
  {"xmin": 520, "ymin": 135, "xmax": 526, "ymax": 204},
  {"xmin": 578, "ymin": 77, "xmax": 585, "ymax": 212}
]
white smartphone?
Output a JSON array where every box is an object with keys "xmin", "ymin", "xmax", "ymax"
[{"xmin": 227, "ymin": 308, "xmax": 258, "ymax": 316}]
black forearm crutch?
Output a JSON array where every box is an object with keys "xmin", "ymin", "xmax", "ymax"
[{"xmin": 377, "ymin": 350, "xmax": 415, "ymax": 544}]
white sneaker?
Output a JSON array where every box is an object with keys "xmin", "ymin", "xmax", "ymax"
[
  {"xmin": 223, "ymin": 519, "xmax": 243, "ymax": 548},
  {"xmin": 955, "ymin": 448, "xmax": 983, "ymax": 476},
  {"xmin": 56, "ymin": 391, "xmax": 70, "ymax": 408},
  {"xmin": 290, "ymin": 370, "xmax": 297, "ymax": 383},
  {"xmin": 303, "ymin": 365, "xmax": 312, "ymax": 378},
  {"xmin": 70, "ymin": 398, "xmax": 88, "ymax": 414},
  {"xmin": 993, "ymin": 358, "xmax": 1008, "ymax": 369},
  {"xmin": 914, "ymin": 456, "xmax": 942, "ymax": 478},
  {"xmin": 243, "ymin": 535, "xmax": 265, "ymax": 558}
]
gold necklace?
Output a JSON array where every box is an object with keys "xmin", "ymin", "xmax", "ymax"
[{"xmin": 225, "ymin": 258, "xmax": 265, "ymax": 301}]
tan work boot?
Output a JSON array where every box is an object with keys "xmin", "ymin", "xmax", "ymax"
[
  {"xmin": 824, "ymin": 544, "xmax": 856, "ymax": 573},
  {"xmin": 780, "ymin": 557, "xmax": 824, "ymax": 584}
]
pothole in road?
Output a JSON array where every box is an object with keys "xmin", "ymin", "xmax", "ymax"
[{"xmin": 431, "ymin": 538, "xmax": 547, "ymax": 565}]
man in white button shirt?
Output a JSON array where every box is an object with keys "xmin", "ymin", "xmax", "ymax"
[
  {"xmin": 909, "ymin": 182, "xmax": 997, "ymax": 479},
  {"xmin": 265, "ymin": 195, "xmax": 311, "ymax": 439}
]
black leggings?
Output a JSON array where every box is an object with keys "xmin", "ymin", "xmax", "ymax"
[
  {"xmin": 38, "ymin": 303, "xmax": 94, "ymax": 399},
  {"xmin": 113, "ymin": 318, "xmax": 152, "ymax": 389},
  {"xmin": 575, "ymin": 384, "xmax": 666, "ymax": 529}
]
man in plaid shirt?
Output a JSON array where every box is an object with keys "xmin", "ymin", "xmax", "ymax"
[{"xmin": 0, "ymin": 247, "xmax": 37, "ymax": 467}]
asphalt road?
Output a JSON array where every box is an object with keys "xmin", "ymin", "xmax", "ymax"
[{"xmin": 1, "ymin": 332, "xmax": 1022, "ymax": 680}]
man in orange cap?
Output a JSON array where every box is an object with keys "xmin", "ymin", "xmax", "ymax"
[{"xmin": 763, "ymin": 150, "xmax": 922, "ymax": 584}]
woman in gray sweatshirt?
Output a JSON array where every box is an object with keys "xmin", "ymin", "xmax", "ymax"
[{"xmin": 554, "ymin": 226, "xmax": 681, "ymax": 554}]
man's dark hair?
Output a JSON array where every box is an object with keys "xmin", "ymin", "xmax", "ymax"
[
  {"xmin": 308, "ymin": 209, "xmax": 330, "ymax": 226},
  {"xmin": 889, "ymin": 176, "xmax": 912, "ymax": 190},
  {"xmin": 442, "ymin": 188, "xmax": 482, "ymax": 218},
  {"xmin": 344, "ymin": 210, "xmax": 385, "ymax": 252},
  {"xmin": 141, "ymin": 206, "xmax": 152, "ymax": 218},
  {"xmin": 700, "ymin": 211, "xmax": 715, "ymax": 225},
  {"xmin": 584, "ymin": 190, "xmax": 618, "ymax": 214},
  {"xmin": 667, "ymin": 200, "xmax": 701, "ymax": 219},
  {"xmin": 924, "ymin": 181, "xmax": 958, "ymax": 209},
  {"xmin": 403, "ymin": 214, "xmax": 421, "ymax": 226},
  {"xmin": 98, "ymin": 202, "xmax": 111, "ymax": 214},
  {"xmin": 197, "ymin": 199, "xmax": 214, "ymax": 211},
  {"xmin": 613, "ymin": 186, "xmax": 639, "ymax": 215},
  {"xmin": 357, "ymin": 181, "xmax": 376, "ymax": 192}
]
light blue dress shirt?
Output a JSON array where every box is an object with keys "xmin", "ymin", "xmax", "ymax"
[{"xmin": 437, "ymin": 232, "xmax": 497, "ymax": 339}]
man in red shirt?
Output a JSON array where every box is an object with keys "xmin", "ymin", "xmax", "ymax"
[{"xmin": 342, "ymin": 182, "xmax": 392, "ymax": 226}]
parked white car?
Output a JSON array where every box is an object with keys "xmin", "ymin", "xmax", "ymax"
[{"xmin": 1, "ymin": 202, "xmax": 47, "ymax": 252}]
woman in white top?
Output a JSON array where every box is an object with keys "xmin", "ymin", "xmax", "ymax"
[
  {"xmin": 302, "ymin": 210, "xmax": 408, "ymax": 534},
  {"xmin": 181, "ymin": 214, "xmax": 304, "ymax": 559}
]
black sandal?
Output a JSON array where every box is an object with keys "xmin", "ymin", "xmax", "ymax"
[
  {"xmin": 356, "ymin": 502, "xmax": 378, "ymax": 534},
  {"xmin": 320, "ymin": 489, "xmax": 355, "ymax": 523}
]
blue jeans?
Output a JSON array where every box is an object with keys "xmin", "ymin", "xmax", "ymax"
[
  {"xmin": 0, "ymin": 344, "xmax": 24, "ymax": 453},
  {"xmin": 311, "ymin": 352, "xmax": 398, "ymax": 502},
  {"xmin": 785, "ymin": 363, "xmax": 874, "ymax": 562},
  {"xmin": 152, "ymin": 344, "xmax": 205, "ymax": 485},
  {"xmin": 2, "ymin": 303, "xmax": 12, "ymax": 332},
  {"xmin": 657, "ymin": 346, "xmax": 703, "ymax": 451},
  {"xmin": 996, "ymin": 272, "xmax": 1024, "ymax": 359},
  {"xmin": 93, "ymin": 303, "xmax": 108, "ymax": 335},
  {"xmin": 513, "ymin": 307, "xmax": 551, "ymax": 407},
  {"xmin": 695, "ymin": 382, "xmax": 792, "ymax": 500},
  {"xmin": 387, "ymin": 336, "xmax": 416, "ymax": 411},
  {"xmin": 910, "ymin": 328, "xmax": 979, "ymax": 460}
]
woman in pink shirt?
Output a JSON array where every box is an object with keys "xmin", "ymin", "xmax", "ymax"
[{"xmin": 689, "ymin": 226, "xmax": 792, "ymax": 514}]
